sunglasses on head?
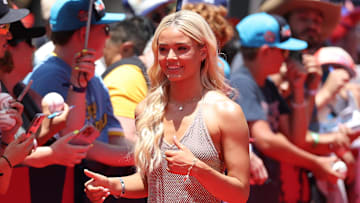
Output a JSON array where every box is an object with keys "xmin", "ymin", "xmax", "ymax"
[{"xmin": 0, "ymin": 24, "xmax": 10, "ymax": 35}]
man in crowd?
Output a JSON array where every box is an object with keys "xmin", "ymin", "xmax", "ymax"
[{"xmin": 231, "ymin": 12, "xmax": 344, "ymax": 203}]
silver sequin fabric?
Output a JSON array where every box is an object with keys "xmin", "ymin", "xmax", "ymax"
[{"xmin": 147, "ymin": 107, "xmax": 224, "ymax": 203}]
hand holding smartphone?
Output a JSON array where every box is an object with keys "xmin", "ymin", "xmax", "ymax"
[
  {"xmin": 25, "ymin": 113, "xmax": 46, "ymax": 138},
  {"xmin": 14, "ymin": 113, "xmax": 46, "ymax": 150},
  {"xmin": 70, "ymin": 124, "xmax": 99, "ymax": 146}
]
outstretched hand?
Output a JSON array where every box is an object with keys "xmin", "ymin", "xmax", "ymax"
[
  {"xmin": 164, "ymin": 136, "xmax": 196, "ymax": 175},
  {"xmin": 84, "ymin": 169, "xmax": 110, "ymax": 203},
  {"xmin": 50, "ymin": 132, "xmax": 92, "ymax": 167},
  {"xmin": 312, "ymin": 155, "xmax": 345, "ymax": 184}
]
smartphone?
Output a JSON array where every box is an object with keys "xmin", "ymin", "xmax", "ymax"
[
  {"xmin": 70, "ymin": 124, "xmax": 99, "ymax": 145},
  {"xmin": 25, "ymin": 113, "xmax": 46, "ymax": 138},
  {"xmin": 14, "ymin": 113, "xmax": 46, "ymax": 150}
]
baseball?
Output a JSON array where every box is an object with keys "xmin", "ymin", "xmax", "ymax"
[
  {"xmin": 42, "ymin": 92, "xmax": 64, "ymax": 113},
  {"xmin": 0, "ymin": 92, "xmax": 13, "ymax": 110},
  {"xmin": 332, "ymin": 160, "xmax": 347, "ymax": 178}
]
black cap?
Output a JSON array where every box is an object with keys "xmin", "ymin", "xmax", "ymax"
[
  {"xmin": 0, "ymin": 0, "xmax": 29, "ymax": 24},
  {"xmin": 9, "ymin": 21, "xmax": 45, "ymax": 40}
]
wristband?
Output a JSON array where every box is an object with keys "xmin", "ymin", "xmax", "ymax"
[
  {"xmin": 1, "ymin": 155, "xmax": 12, "ymax": 168},
  {"xmin": 62, "ymin": 83, "xmax": 86, "ymax": 93},
  {"xmin": 310, "ymin": 132, "xmax": 319, "ymax": 147},
  {"xmin": 184, "ymin": 158, "xmax": 198, "ymax": 181},
  {"xmin": 119, "ymin": 177, "xmax": 125, "ymax": 196},
  {"xmin": 114, "ymin": 177, "xmax": 125, "ymax": 199}
]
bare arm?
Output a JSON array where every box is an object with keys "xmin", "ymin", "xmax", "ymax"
[
  {"xmin": 191, "ymin": 100, "xmax": 249, "ymax": 202},
  {"xmin": 250, "ymin": 120, "xmax": 342, "ymax": 184},
  {"xmin": 84, "ymin": 170, "xmax": 148, "ymax": 201},
  {"xmin": 165, "ymin": 100, "xmax": 250, "ymax": 203},
  {"xmin": 315, "ymin": 69, "xmax": 350, "ymax": 110},
  {"xmin": 282, "ymin": 59, "xmax": 308, "ymax": 146},
  {"xmin": 60, "ymin": 49, "xmax": 96, "ymax": 136},
  {"xmin": 115, "ymin": 116, "xmax": 137, "ymax": 143},
  {"xmin": 301, "ymin": 131, "xmax": 350, "ymax": 155},
  {"xmin": 22, "ymin": 133, "xmax": 91, "ymax": 168},
  {"xmin": 86, "ymin": 140, "xmax": 134, "ymax": 166}
]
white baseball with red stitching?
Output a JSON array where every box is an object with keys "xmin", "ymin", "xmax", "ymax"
[{"xmin": 42, "ymin": 92, "xmax": 64, "ymax": 113}]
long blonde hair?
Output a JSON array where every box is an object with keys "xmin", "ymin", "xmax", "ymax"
[{"xmin": 135, "ymin": 10, "xmax": 232, "ymax": 177}]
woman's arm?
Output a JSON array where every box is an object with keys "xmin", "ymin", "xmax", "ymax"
[
  {"xmin": 164, "ymin": 99, "xmax": 250, "ymax": 203},
  {"xmin": 84, "ymin": 169, "xmax": 147, "ymax": 202},
  {"xmin": 193, "ymin": 100, "xmax": 250, "ymax": 203}
]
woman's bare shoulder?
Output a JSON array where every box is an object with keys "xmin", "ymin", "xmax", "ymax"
[{"xmin": 204, "ymin": 90, "xmax": 244, "ymax": 117}]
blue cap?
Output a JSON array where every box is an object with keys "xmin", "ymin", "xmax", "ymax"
[
  {"xmin": 236, "ymin": 12, "xmax": 307, "ymax": 51},
  {"xmin": 50, "ymin": 0, "xmax": 126, "ymax": 32}
]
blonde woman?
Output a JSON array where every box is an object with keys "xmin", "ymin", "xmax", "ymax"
[{"xmin": 84, "ymin": 10, "xmax": 250, "ymax": 203}]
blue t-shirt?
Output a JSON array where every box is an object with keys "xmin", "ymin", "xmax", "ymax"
[
  {"xmin": 27, "ymin": 56, "xmax": 121, "ymax": 143},
  {"xmin": 230, "ymin": 67, "xmax": 311, "ymax": 203}
]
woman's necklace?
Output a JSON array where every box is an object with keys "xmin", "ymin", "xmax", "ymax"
[{"xmin": 169, "ymin": 93, "xmax": 204, "ymax": 111}]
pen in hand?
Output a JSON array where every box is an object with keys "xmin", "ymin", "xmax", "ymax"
[{"xmin": 47, "ymin": 105, "xmax": 75, "ymax": 119}]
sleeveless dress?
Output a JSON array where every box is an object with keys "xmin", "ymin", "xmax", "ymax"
[{"xmin": 147, "ymin": 107, "xmax": 224, "ymax": 202}]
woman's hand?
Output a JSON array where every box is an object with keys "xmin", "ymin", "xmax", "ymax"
[
  {"xmin": 164, "ymin": 136, "xmax": 196, "ymax": 176},
  {"xmin": 84, "ymin": 169, "xmax": 111, "ymax": 203}
]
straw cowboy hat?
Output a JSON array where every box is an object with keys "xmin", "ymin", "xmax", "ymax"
[{"xmin": 259, "ymin": 0, "xmax": 342, "ymax": 40}]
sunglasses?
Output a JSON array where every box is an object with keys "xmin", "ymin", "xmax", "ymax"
[
  {"xmin": 8, "ymin": 38, "xmax": 33, "ymax": 48},
  {"xmin": 0, "ymin": 24, "xmax": 10, "ymax": 35}
]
